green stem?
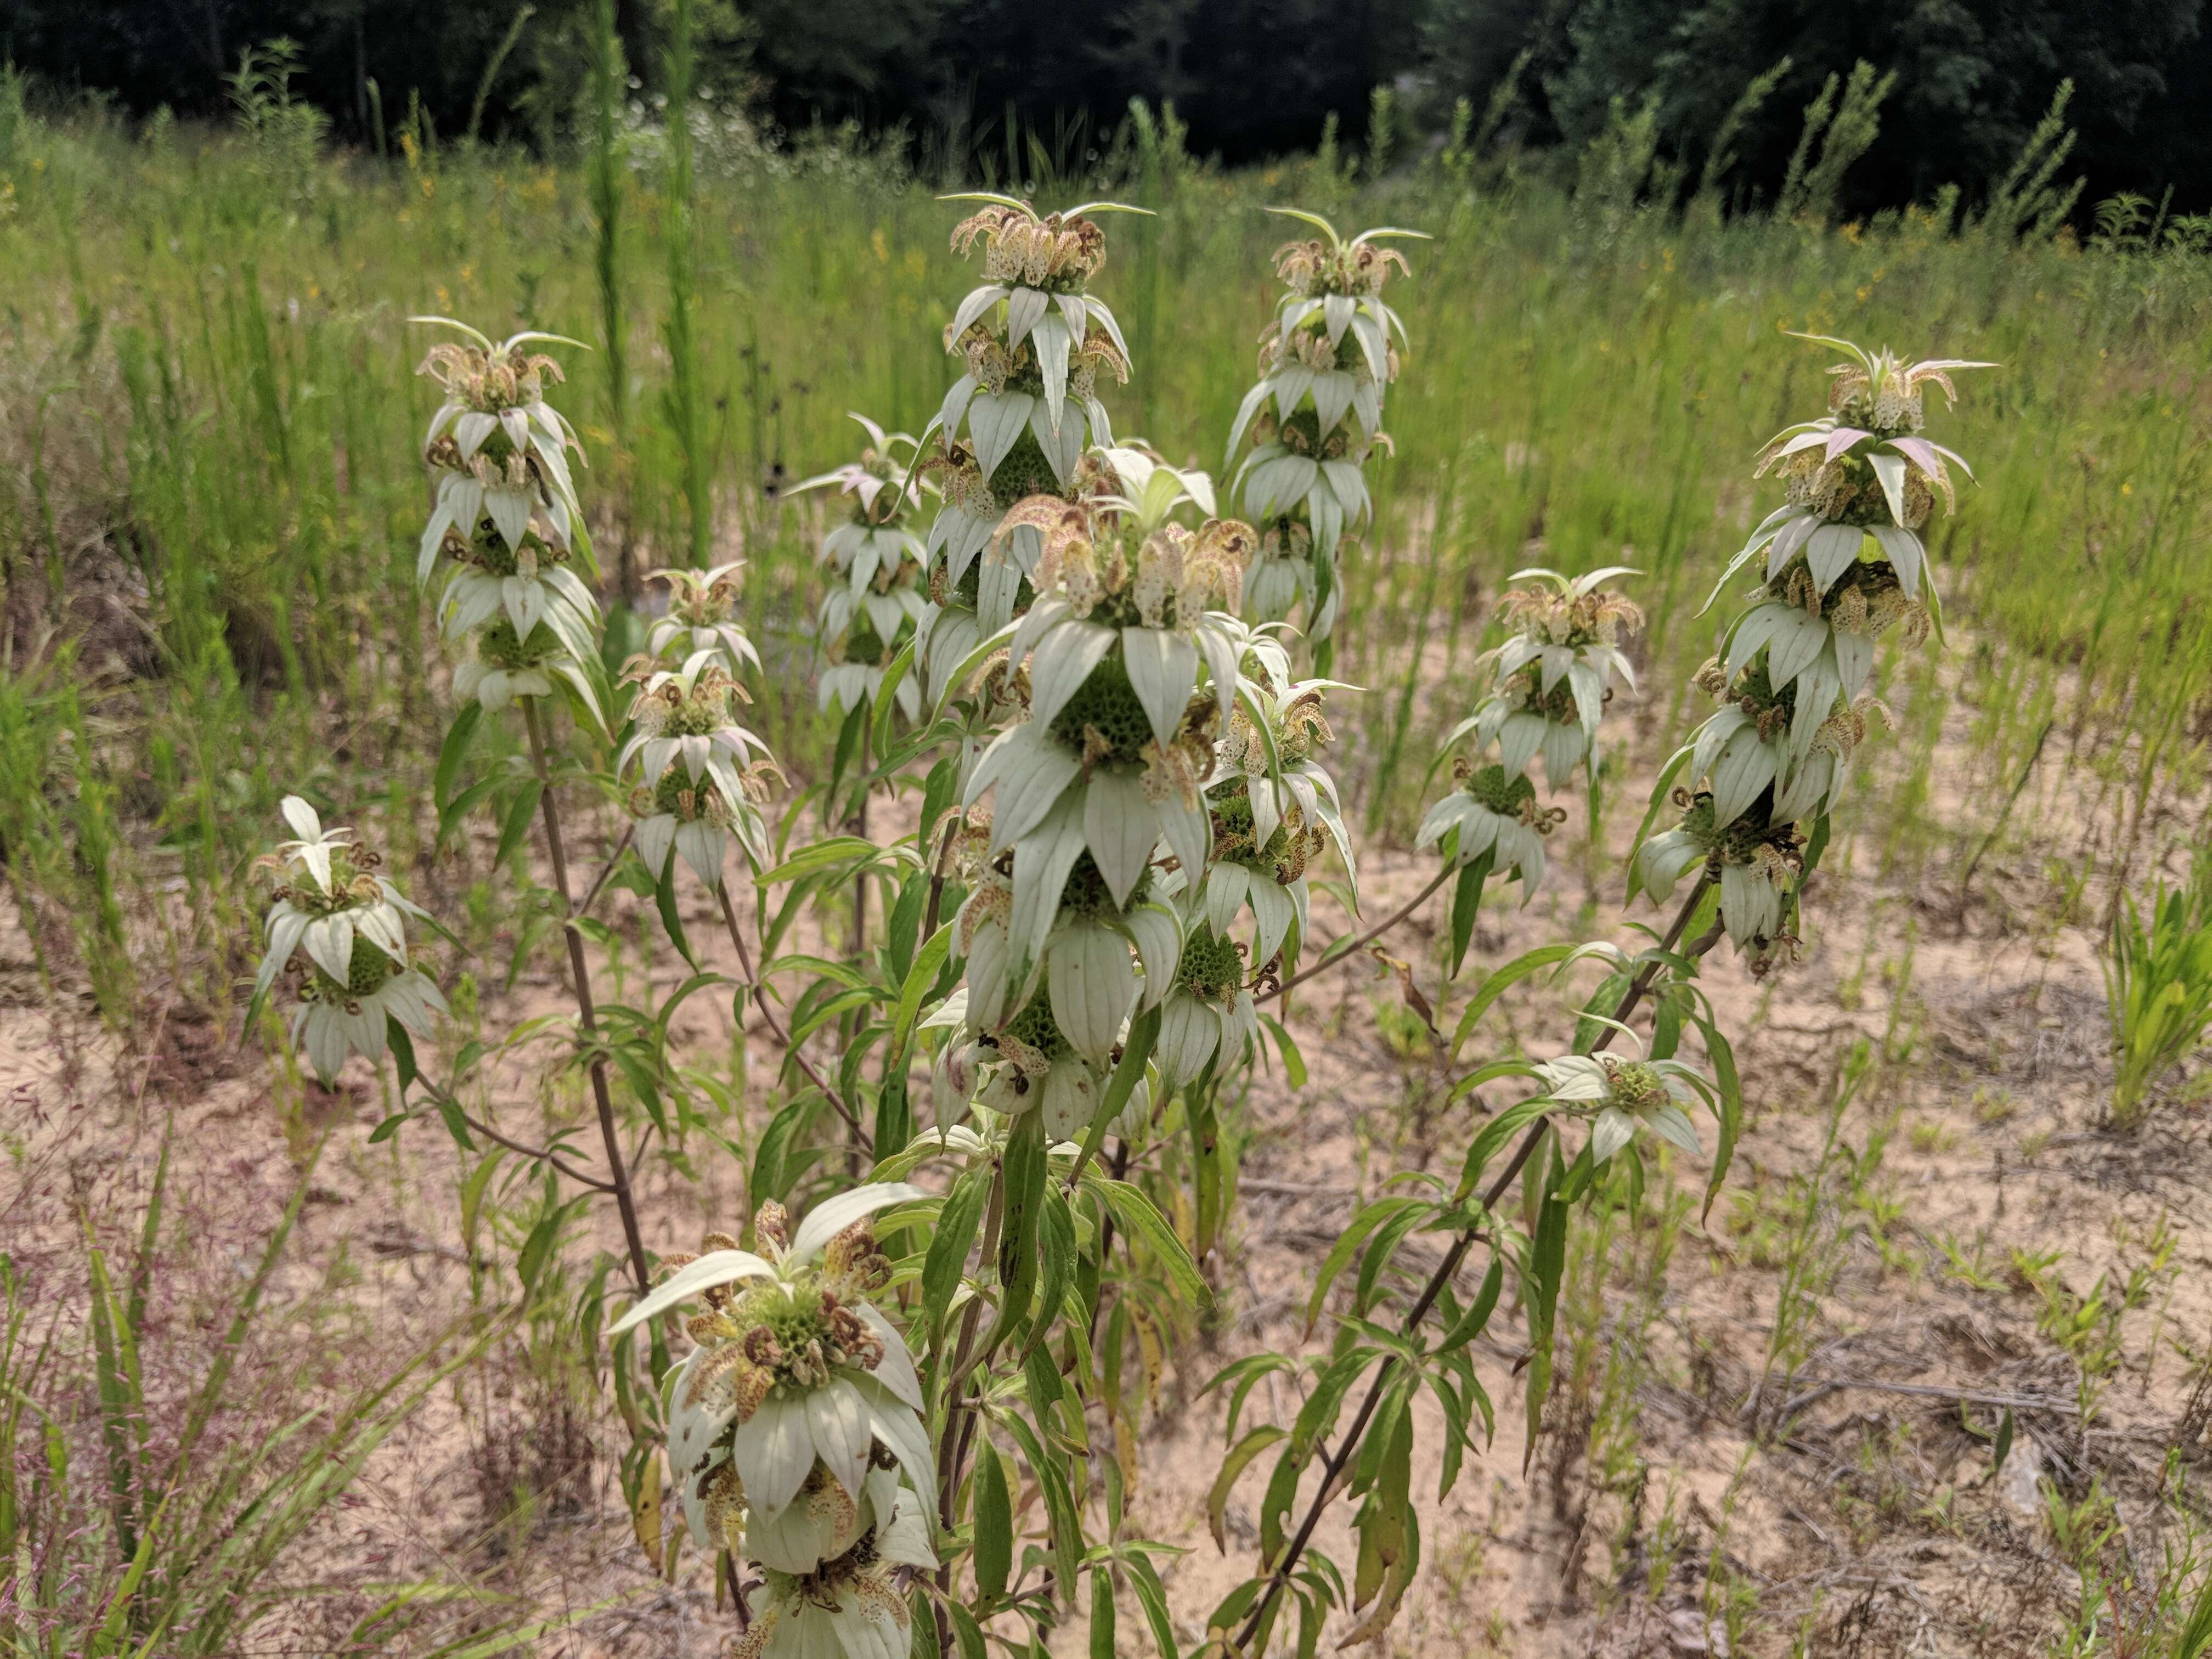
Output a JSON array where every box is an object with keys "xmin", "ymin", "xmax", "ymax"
[
  {"xmin": 1232, "ymin": 874, "xmax": 1720, "ymax": 1652},
  {"xmin": 522, "ymin": 698, "xmax": 653, "ymax": 1297}
]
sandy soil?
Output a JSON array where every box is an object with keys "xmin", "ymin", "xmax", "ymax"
[{"xmin": 5, "ymin": 613, "xmax": 2209, "ymax": 1659}]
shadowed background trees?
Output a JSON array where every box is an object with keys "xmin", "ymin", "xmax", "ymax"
[{"xmin": 5, "ymin": 0, "xmax": 2208, "ymax": 210}]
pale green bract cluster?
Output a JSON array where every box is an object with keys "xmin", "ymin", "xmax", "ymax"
[
  {"xmin": 609, "ymin": 1187, "xmax": 938, "ymax": 1659},
  {"xmin": 915, "ymin": 197, "xmax": 1143, "ymax": 707},
  {"xmin": 1531, "ymin": 1051, "xmax": 1718, "ymax": 1167},
  {"xmin": 790, "ymin": 414, "xmax": 931, "ymax": 723},
  {"xmin": 617, "ymin": 651, "xmax": 781, "ymax": 886},
  {"xmin": 1637, "ymin": 336, "xmax": 1989, "ymax": 961},
  {"xmin": 253, "ymin": 797, "xmax": 446, "ymax": 1086},
  {"xmin": 1454, "ymin": 567, "xmax": 1641, "ymax": 788},
  {"xmin": 1170, "ymin": 649, "xmax": 1357, "ymax": 991},
  {"xmin": 948, "ymin": 448, "xmax": 1277, "ymax": 1127},
  {"xmin": 645, "ymin": 561, "xmax": 767, "ymax": 681},
  {"xmin": 412, "ymin": 319, "xmax": 605, "ymax": 724},
  {"xmin": 1417, "ymin": 568, "xmax": 1643, "ymax": 905},
  {"xmin": 1227, "ymin": 212, "xmax": 1424, "ymax": 639}
]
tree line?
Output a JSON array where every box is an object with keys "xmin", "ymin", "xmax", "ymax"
[{"xmin": 7, "ymin": 0, "xmax": 2208, "ymax": 213}]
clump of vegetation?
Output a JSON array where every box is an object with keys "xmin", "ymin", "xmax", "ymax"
[{"xmin": 2104, "ymin": 839, "xmax": 2212, "ymax": 1127}]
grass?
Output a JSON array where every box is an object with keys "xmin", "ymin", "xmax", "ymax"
[
  {"xmin": 2104, "ymin": 836, "xmax": 2212, "ymax": 1125},
  {"xmin": 2, "ymin": 101, "xmax": 2209, "ymax": 1033}
]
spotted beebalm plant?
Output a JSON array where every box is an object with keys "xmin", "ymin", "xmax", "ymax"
[
  {"xmin": 253, "ymin": 797, "xmax": 445, "ymax": 1085},
  {"xmin": 1453, "ymin": 567, "xmax": 1643, "ymax": 789},
  {"xmin": 1637, "ymin": 336, "xmax": 1987, "ymax": 962},
  {"xmin": 610, "ymin": 1187, "xmax": 936, "ymax": 1659},
  {"xmin": 949, "ymin": 446, "xmax": 1268, "ymax": 1128},
  {"xmin": 1180, "ymin": 656, "xmax": 1357, "ymax": 992},
  {"xmin": 1228, "ymin": 212, "xmax": 1424, "ymax": 641},
  {"xmin": 617, "ymin": 651, "xmax": 782, "ymax": 885},
  {"xmin": 791, "ymin": 415, "xmax": 932, "ymax": 723},
  {"xmin": 916, "ymin": 198, "xmax": 1143, "ymax": 706},
  {"xmin": 645, "ymin": 561, "xmax": 767, "ymax": 681},
  {"xmin": 413, "ymin": 318, "xmax": 605, "ymax": 724},
  {"xmin": 1413, "ymin": 568, "xmax": 1641, "ymax": 966}
]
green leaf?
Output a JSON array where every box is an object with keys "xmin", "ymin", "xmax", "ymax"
[
  {"xmin": 1352, "ymin": 1202, "xmax": 1435, "ymax": 1317},
  {"xmin": 1447, "ymin": 848, "xmax": 1494, "ymax": 978},
  {"xmin": 919, "ymin": 756, "xmax": 960, "ymax": 856},
  {"xmin": 1450, "ymin": 943, "xmax": 1578, "ymax": 1059},
  {"xmin": 758, "ymin": 836, "xmax": 886, "ymax": 886},
  {"xmin": 1021, "ymin": 1187, "xmax": 1077, "ymax": 1363},
  {"xmin": 996, "ymin": 1113, "xmax": 1049, "ymax": 1332},
  {"xmin": 1454, "ymin": 1094, "xmax": 1551, "ymax": 1201},
  {"xmin": 434, "ymin": 702, "xmax": 483, "ymax": 814},
  {"xmin": 972, "ymin": 1438, "xmax": 1012, "ymax": 1607},
  {"xmin": 1207, "ymin": 1426, "xmax": 1288, "ymax": 1553},
  {"xmin": 1303, "ymin": 1197, "xmax": 1423, "ymax": 1336},
  {"xmin": 1433, "ymin": 1251, "xmax": 1504, "ymax": 1353},
  {"xmin": 1091, "ymin": 1566, "xmax": 1119, "ymax": 1659},
  {"xmin": 494, "ymin": 780, "xmax": 545, "ymax": 870},
  {"xmin": 1572, "ymin": 970, "xmax": 1633, "ymax": 1055},
  {"xmin": 872, "ymin": 638, "xmax": 915, "ymax": 756},
  {"xmin": 1259, "ymin": 1012, "xmax": 1306, "ymax": 1087},
  {"xmin": 890, "ymin": 924, "xmax": 953, "ymax": 1056},
  {"xmin": 387, "ymin": 1018, "xmax": 421, "ymax": 1097},
  {"xmin": 1065, "ymin": 1005, "xmax": 1158, "ymax": 1184},
  {"xmin": 1991, "ymin": 1406, "xmax": 2015, "ymax": 1476},
  {"xmin": 1191, "ymin": 1089, "xmax": 1225, "ymax": 1260},
  {"xmin": 1697, "ymin": 1014, "xmax": 1743, "ymax": 1222},
  {"xmin": 885, "ymin": 871, "xmax": 927, "ymax": 985},
  {"xmin": 1124, "ymin": 1553, "xmax": 1180, "ymax": 1659},
  {"xmin": 654, "ymin": 851, "xmax": 700, "ymax": 970},
  {"xmin": 998, "ymin": 1408, "xmax": 1085, "ymax": 1596},
  {"xmin": 943, "ymin": 1600, "xmax": 989, "ymax": 1659},
  {"xmin": 1097, "ymin": 1179, "xmax": 1209, "ymax": 1307},
  {"xmin": 438, "ymin": 772, "xmax": 506, "ymax": 847},
  {"xmin": 1521, "ymin": 1142, "xmax": 1570, "ymax": 1472},
  {"xmin": 751, "ymin": 1094, "xmax": 819, "ymax": 1204}
]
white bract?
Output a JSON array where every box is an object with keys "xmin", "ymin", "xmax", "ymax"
[
  {"xmin": 1153, "ymin": 922, "xmax": 1261, "ymax": 1089},
  {"xmin": 1178, "ymin": 667, "xmax": 1356, "ymax": 975},
  {"xmin": 253, "ymin": 796, "xmax": 445, "ymax": 1085},
  {"xmin": 915, "ymin": 198, "xmax": 1142, "ymax": 705},
  {"xmin": 644, "ymin": 561, "xmax": 768, "ymax": 681},
  {"xmin": 618, "ymin": 651, "xmax": 782, "ymax": 884},
  {"xmin": 1449, "ymin": 567, "xmax": 1642, "ymax": 789},
  {"xmin": 1532, "ymin": 1051, "xmax": 1717, "ymax": 1166},
  {"xmin": 791, "ymin": 415, "xmax": 932, "ymax": 721},
  {"xmin": 609, "ymin": 1186, "xmax": 933, "ymax": 1573},
  {"xmin": 1226, "ymin": 212, "xmax": 1425, "ymax": 637},
  {"xmin": 1641, "ymin": 337, "xmax": 1986, "ymax": 962},
  {"xmin": 411, "ymin": 320, "xmax": 602, "ymax": 714}
]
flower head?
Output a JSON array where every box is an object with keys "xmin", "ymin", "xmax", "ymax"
[
  {"xmin": 645, "ymin": 561, "xmax": 766, "ymax": 680},
  {"xmin": 253, "ymin": 797, "xmax": 445, "ymax": 1085},
  {"xmin": 1532, "ymin": 1050, "xmax": 1714, "ymax": 1166},
  {"xmin": 1225, "ymin": 214, "xmax": 1424, "ymax": 640},
  {"xmin": 618, "ymin": 652, "xmax": 782, "ymax": 882},
  {"xmin": 1716, "ymin": 336, "xmax": 1991, "ymax": 621},
  {"xmin": 412, "ymin": 320, "xmax": 599, "ymax": 655},
  {"xmin": 1414, "ymin": 761, "xmax": 1562, "ymax": 903},
  {"xmin": 792, "ymin": 417, "xmax": 931, "ymax": 720},
  {"xmin": 917, "ymin": 200, "xmax": 1144, "ymax": 702},
  {"xmin": 609, "ymin": 1186, "xmax": 934, "ymax": 1567}
]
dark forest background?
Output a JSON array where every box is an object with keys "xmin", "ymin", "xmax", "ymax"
[{"xmin": 7, "ymin": 0, "xmax": 2210, "ymax": 212}]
